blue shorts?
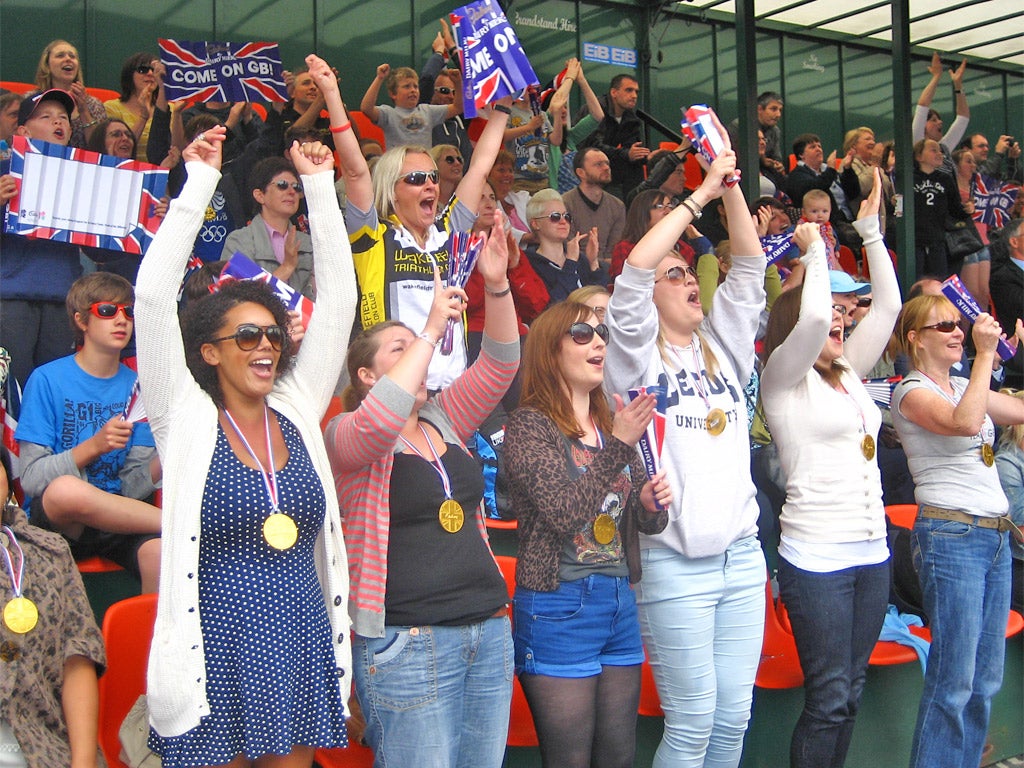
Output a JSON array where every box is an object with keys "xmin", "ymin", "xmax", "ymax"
[
  {"xmin": 963, "ymin": 245, "xmax": 991, "ymax": 265},
  {"xmin": 513, "ymin": 574, "xmax": 645, "ymax": 678}
]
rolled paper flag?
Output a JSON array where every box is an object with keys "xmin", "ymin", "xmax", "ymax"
[
  {"xmin": 120, "ymin": 378, "xmax": 148, "ymax": 423},
  {"xmin": 761, "ymin": 231, "xmax": 798, "ymax": 266},
  {"xmin": 861, "ymin": 375, "xmax": 902, "ymax": 410},
  {"xmin": 215, "ymin": 252, "xmax": 314, "ymax": 331},
  {"xmin": 680, "ymin": 105, "xmax": 741, "ymax": 187},
  {"xmin": 940, "ymin": 274, "xmax": 1015, "ymax": 361},
  {"xmin": 628, "ymin": 385, "xmax": 667, "ymax": 510},
  {"xmin": 439, "ymin": 229, "xmax": 486, "ymax": 355},
  {"xmin": 449, "ymin": 0, "xmax": 539, "ymax": 118}
]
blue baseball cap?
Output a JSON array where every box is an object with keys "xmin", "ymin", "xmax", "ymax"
[{"xmin": 829, "ymin": 270, "xmax": 870, "ymax": 295}]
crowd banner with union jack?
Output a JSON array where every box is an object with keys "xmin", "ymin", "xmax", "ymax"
[
  {"xmin": 159, "ymin": 39, "xmax": 289, "ymax": 103},
  {"xmin": 3, "ymin": 135, "xmax": 167, "ymax": 254},
  {"xmin": 971, "ymin": 173, "xmax": 1019, "ymax": 229},
  {"xmin": 450, "ymin": 0, "xmax": 538, "ymax": 119},
  {"xmin": 215, "ymin": 253, "xmax": 314, "ymax": 331}
]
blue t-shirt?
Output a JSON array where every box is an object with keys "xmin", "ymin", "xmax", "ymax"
[{"xmin": 15, "ymin": 355, "xmax": 155, "ymax": 507}]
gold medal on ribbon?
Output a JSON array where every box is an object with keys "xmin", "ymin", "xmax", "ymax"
[
  {"xmin": 439, "ymin": 499, "xmax": 465, "ymax": 533},
  {"xmin": 263, "ymin": 513, "xmax": 298, "ymax": 550},
  {"xmin": 706, "ymin": 408, "xmax": 727, "ymax": 436},
  {"xmin": 861, "ymin": 434, "xmax": 876, "ymax": 461},
  {"xmin": 593, "ymin": 514, "xmax": 616, "ymax": 545},
  {"xmin": 981, "ymin": 443, "xmax": 995, "ymax": 467},
  {"xmin": 3, "ymin": 596, "xmax": 38, "ymax": 634}
]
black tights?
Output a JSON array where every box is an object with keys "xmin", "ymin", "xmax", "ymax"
[{"xmin": 519, "ymin": 665, "xmax": 641, "ymax": 768}]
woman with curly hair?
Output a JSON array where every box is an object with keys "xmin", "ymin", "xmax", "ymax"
[{"xmin": 135, "ymin": 125, "xmax": 357, "ymax": 767}]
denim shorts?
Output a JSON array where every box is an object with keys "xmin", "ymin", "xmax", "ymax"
[
  {"xmin": 513, "ymin": 574, "xmax": 645, "ymax": 678},
  {"xmin": 962, "ymin": 245, "xmax": 991, "ymax": 265}
]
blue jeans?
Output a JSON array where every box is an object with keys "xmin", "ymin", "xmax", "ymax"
[
  {"xmin": 778, "ymin": 557, "xmax": 890, "ymax": 768},
  {"xmin": 636, "ymin": 536, "xmax": 766, "ymax": 768},
  {"xmin": 352, "ymin": 615, "xmax": 513, "ymax": 768},
  {"xmin": 909, "ymin": 516, "xmax": 1011, "ymax": 768}
]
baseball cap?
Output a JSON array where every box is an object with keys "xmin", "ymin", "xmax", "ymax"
[
  {"xmin": 17, "ymin": 89, "xmax": 75, "ymax": 126},
  {"xmin": 828, "ymin": 270, "xmax": 870, "ymax": 295}
]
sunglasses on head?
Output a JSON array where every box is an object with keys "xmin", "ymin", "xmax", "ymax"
[
  {"xmin": 208, "ymin": 323, "xmax": 286, "ymax": 351},
  {"xmin": 399, "ymin": 170, "xmax": 439, "ymax": 186},
  {"xmin": 135, "ymin": 65, "xmax": 154, "ymax": 75},
  {"xmin": 271, "ymin": 179, "xmax": 303, "ymax": 193},
  {"xmin": 535, "ymin": 211, "xmax": 572, "ymax": 224},
  {"xmin": 436, "ymin": 86, "xmax": 455, "ymax": 95},
  {"xmin": 442, "ymin": 154, "xmax": 463, "ymax": 164},
  {"xmin": 90, "ymin": 302, "xmax": 134, "ymax": 319},
  {"xmin": 920, "ymin": 320, "xmax": 959, "ymax": 333},
  {"xmin": 655, "ymin": 265, "xmax": 697, "ymax": 284},
  {"xmin": 567, "ymin": 322, "xmax": 609, "ymax": 345}
]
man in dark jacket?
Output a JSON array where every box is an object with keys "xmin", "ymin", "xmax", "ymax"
[
  {"xmin": 990, "ymin": 218, "xmax": 1024, "ymax": 388},
  {"xmin": 578, "ymin": 75, "xmax": 649, "ymax": 200}
]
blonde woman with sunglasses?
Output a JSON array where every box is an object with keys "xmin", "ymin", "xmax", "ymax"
[
  {"xmin": 605, "ymin": 114, "xmax": 767, "ymax": 768},
  {"xmin": 309, "ymin": 54, "xmax": 509, "ymax": 391},
  {"xmin": 524, "ymin": 188, "xmax": 605, "ymax": 307},
  {"xmin": 891, "ymin": 298, "xmax": 1024, "ymax": 768}
]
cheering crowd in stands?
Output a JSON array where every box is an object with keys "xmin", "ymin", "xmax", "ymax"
[{"xmin": 2, "ymin": 26, "xmax": 1024, "ymax": 768}]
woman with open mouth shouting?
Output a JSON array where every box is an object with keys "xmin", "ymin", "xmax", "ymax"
[
  {"xmin": 308, "ymin": 53, "xmax": 510, "ymax": 392},
  {"xmin": 503, "ymin": 300, "xmax": 670, "ymax": 768},
  {"xmin": 604, "ymin": 111, "xmax": 766, "ymax": 768},
  {"xmin": 760, "ymin": 169, "xmax": 901, "ymax": 768}
]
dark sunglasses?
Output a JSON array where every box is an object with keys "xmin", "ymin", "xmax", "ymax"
[
  {"xmin": 436, "ymin": 86, "xmax": 455, "ymax": 96},
  {"xmin": 442, "ymin": 155, "xmax": 463, "ymax": 164},
  {"xmin": 655, "ymin": 265, "xmax": 697, "ymax": 284},
  {"xmin": 271, "ymin": 179, "xmax": 303, "ymax": 193},
  {"xmin": 399, "ymin": 170, "xmax": 439, "ymax": 186},
  {"xmin": 567, "ymin": 322, "xmax": 609, "ymax": 345},
  {"xmin": 856, "ymin": 297, "xmax": 872, "ymax": 308},
  {"xmin": 90, "ymin": 302, "xmax": 134, "ymax": 319},
  {"xmin": 208, "ymin": 323, "xmax": 286, "ymax": 351},
  {"xmin": 920, "ymin": 320, "xmax": 959, "ymax": 333},
  {"xmin": 534, "ymin": 211, "xmax": 572, "ymax": 224},
  {"xmin": 135, "ymin": 65, "xmax": 155, "ymax": 75}
]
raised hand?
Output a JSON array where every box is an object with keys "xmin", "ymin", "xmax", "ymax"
[
  {"xmin": 792, "ymin": 221, "xmax": 822, "ymax": 252},
  {"xmin": 610, "ymin": 393, "xmax": 656, "ymax": 447},
  {"xmin": 289, "ymin": 139, "xmax": 333, "ymax": 174},
  {"xmin": 856, "ymin": 167, "xmax": 882, "ymax": 220},
  {"xmin": 183, "ymin": 124, "xmax": 226, "ymax": 169}
]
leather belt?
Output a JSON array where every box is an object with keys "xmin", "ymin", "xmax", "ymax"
[
  {"xmin": 490, "ymin": 604, "xmax": 510, "ymax": 619},
  {"xmin": 918, "ymin": 505, "xmax": 1024, "ymax": 543}
]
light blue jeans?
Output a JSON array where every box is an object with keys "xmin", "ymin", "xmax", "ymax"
[
  {"xmin": 636, "ymin": 536, "xmax": 766, "ymax": 768},
  {"xmin": 909, "ymin": 516, "xmax": 1011, "ymax": 768},
  {"xmin": 352, "ymin": 615, "xmax": 513, "ymax": 768}
]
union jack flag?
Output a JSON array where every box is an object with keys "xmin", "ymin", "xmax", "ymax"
[
  {"xmin": 971, "ymin": 173, "xmax": 1019, "ymax": 229},
  {"xmin": 4, "ymin": 135, "xmax": 167, "ymax": 254},
  {"xmin": 159, "ymin": 39, "xmax": 289, "ymax": 103}
]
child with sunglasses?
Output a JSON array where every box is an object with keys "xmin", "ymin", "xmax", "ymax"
[
  {"xmin": 15, "ymin": 272, "xmax": 162, "ymax": 592},
  {"xmin": 504, "ymin": 300, "xmax": 670, "ymax": 768}
]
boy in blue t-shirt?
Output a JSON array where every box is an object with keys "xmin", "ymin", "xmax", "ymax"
[{"xmin": 15, "ymin": 272, "xmax": 162, "ymax": 591}]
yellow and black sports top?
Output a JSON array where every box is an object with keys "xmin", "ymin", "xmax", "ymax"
[{"xmin": 346, "ymin": 198, "xmax": 474, "ymax": 390}]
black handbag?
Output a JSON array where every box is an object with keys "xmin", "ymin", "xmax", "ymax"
[{"xmin": 944, "ymin": 219, "xmax": 985, "ymax": 260}]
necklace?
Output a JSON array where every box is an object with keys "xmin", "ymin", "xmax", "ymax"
[
  {"xmin": 665, "ymin": 338, "xmax": 726, "ymax": 435},
  {"xmin": 222, "ymin": 406, "xmax": 298, "ymax": 549},
  {"xmin": 398, "ymin": 423, "xmax": 465, "ymax": 533},
  {"xmin": 912, "ymin": 370, "xmax": 994, "ymax": 466}
]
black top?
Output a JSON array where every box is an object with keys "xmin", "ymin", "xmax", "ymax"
[{"xmin": 386, "ymin": 440, "xmax": 507, "ymax": 626}]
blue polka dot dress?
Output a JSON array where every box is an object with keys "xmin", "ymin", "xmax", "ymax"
[{"xmin": 151, "ymin": 412, "xmax": 347, "ymax": 766}]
